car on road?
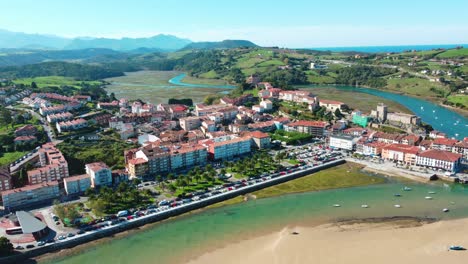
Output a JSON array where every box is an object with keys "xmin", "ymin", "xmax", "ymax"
[
  {"xmin": 15, "ymin": 245, "xmax": 24, "ymax": 250},
  {"xmin": 67, "ymin": 232, "xmax": 75, "ymax": 237},
  {"xmin": 37, "ymin": 241, "xmax": 46, "ymax": 246},
  {"xmin": 26, "ymin": 244, "xmax": 35, "ymax": 249},
  {"xmin": 57, "ymin": 235, "xmax": 67, "ymax": 240}
]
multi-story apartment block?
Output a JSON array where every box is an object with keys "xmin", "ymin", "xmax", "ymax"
[
  {"xmin": 27, "ymin": 143, "xmax": 69, "ymax": 185},
  {"xmin": 284, "ymin": 120, "xmax": 328, "ymax": 137},
  {"xmin": 85, "ymin": 162, "xmax": 113, "ymax": 187},
  {"xmin": 63, "ymin": 174, "xmax": 92, "ymax": 195},
  {"xmin": 202, "ymin": 135, "xmax": 251, "ymax": 160},
  {"xmin": 416, "ymin": 149, "xmax": 462, "ymax": 173},
  {"xmin": 1, "ymin": 181, "xmax": 60, "ymax": 209}
]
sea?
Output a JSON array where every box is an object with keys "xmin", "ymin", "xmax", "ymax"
[{"xmin": 308, "ymin": 44, "xmax": 467, "ymax": 53}]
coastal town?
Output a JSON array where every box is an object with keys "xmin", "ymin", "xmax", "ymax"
[{"xmin": 0, "ymin": 71, "xmax": 465, "ymax": 260}]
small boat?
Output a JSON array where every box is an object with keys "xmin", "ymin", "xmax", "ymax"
[
  {"xmin": 394, "ymin": 193, "xmax": 401, "ymax": 197},
  {"xmin": 394, "ymin": 204, "xmax": 401, "ymax": 208},
  {"xmin": 449, "ymin": 245, "xmax": 465, "ymax": 251},
  {"xmin": 361, "ymin": 204, "xmax": 369, "ymax": 208},
  {"xmin": 425, "ymin": 196, "xmax": 433, "ymax": 200},
  {"xmin": 403, "ymin": 187, "xmax": 412, "ymax": 191},
  {"xmin": 333, "ymin": 204, "xmax": 341, "ymax": 207},
  {"xmin": 428, "ymin": 191, "xmax": 436, "ymax": 194},
  {"xmin": 433, "ymin": 110, "xmax": 436, "ymax": 113},
  {"xmin": 443, "ymin": 208, "xmax": 450, "ymax": 212}
]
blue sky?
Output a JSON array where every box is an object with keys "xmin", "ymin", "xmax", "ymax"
[{"xmin": 2, "ymin": 0, "xmax": 468, "ymax": 47}]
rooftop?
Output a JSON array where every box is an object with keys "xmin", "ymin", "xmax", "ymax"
[
  {"xmin": 16, "ymin": 211, "xmax": 47, "ymax": 234},
  {"xmin": 383, "ymin": 144, "xmax": 420, "ymax": 154},
  {"xmin": 418, "ymin": 149, "xmax": 462, "ymax": 162}
]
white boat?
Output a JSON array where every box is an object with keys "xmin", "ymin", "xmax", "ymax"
[
  {"xmin": 394, "ymin": 204, "xmax": 401, "ymax": 208},
  {"xmin": 333, "ymin": 204, "xmax": 341, "ymax": 207},
  {"xmin": 433, "ymin": 110, "xmax": 436, "ymax": 113},
  {"xmin": 403, "ymin": 187, "xmax": 412, "ymax": 191},
  {"xmin": 428, "ymin": 191, "xmax": 436, "ymax": 194},
  {"xmin": 361, "ymin": 204, "xmax": 369, "ymax": 208},
  {"xmin": 425, "ymin": 196, "xmax": 433, "ymax": 200},
  {"xmin": 443, "ymin": 208, "xmax": 450, "ymax": 212}
]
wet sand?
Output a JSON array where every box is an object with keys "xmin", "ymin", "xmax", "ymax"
[{"xmin": 186, "ymin": 217, "xmax": 468, "ymax": 264}]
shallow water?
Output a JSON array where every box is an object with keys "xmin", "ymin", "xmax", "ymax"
[{"xmin": 47, "ymin": 179, "xmax": 468, "ymax": 264}]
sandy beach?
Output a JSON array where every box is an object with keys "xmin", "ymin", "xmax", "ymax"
[{"xmin": 186, "ymin": 217, "xmax": 468, "ymax": 264}]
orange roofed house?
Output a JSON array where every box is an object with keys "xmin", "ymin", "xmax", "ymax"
[
  {"xmin": 382, "ymin": 144, "xmax": 420, "ymax": 165},
  {"xmin": 416, "ymin": 149, "xmax": 462, "ymax": 173}
]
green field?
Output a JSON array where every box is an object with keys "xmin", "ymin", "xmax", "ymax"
[
  {"xmin": 104, "ymin": 71, "xmax": 231, "ymax": 104},
  {"xmin": 447, "ymin": 94, "xmax": 468, "ymax": 108},
  {"xmin": 297, "ymin": 86, "xmax": 412, "ymax": 114},
  {"xmin": 13, "ymin": 76, "xmax": 102, "ymax": 88},
  {"xmin": 0, "ymin": 151, "xmax": 27, "ymax": 166},
  {"xmin": 385, "ymin": 77, "xmax": 449, "ymax": 98},
  {"xmin": 436, "ymin": 48, "xmax": 468, "ymax": 58}
]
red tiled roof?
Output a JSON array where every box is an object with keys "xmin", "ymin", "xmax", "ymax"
[
  {"xmin": 250, "ymin": 131, "xmax": 270, "ymax": 139},
  {"xmin": 433, "ymin": 138, "xmax": 458, "ymax": 146},
  {"xmin": 418, "ymin": 149, "xmax": 462, "ymax": 162},
  {"xmin": 383, "ymin": 144, "xmax": 420, "ymax": 154},
  {"xmin": 320, "ymin": 99, "xmax": 344, "ymax": 105},
  {"xmin": 287, "ymin": 120, "xmax": 328, "ymax": 128},
  {"xmin": 128, "ymin": 158, "xmax": 147, "ymax": 165},
  {"xmin": 86, "ymin": 162, "xmax": 109, "ymax": 172}
]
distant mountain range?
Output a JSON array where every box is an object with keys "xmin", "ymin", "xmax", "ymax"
[{"xmin": 0, "ymin": 29, "xmax": 258, "ymax": 52}]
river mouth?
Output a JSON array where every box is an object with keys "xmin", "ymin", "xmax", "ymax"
[{"xmin": 40, "ymin": 179, "xmax": 468, "ymax": 264}]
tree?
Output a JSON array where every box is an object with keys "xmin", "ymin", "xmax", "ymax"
[
  {"xmin": 0, "ymin": 237, "xmax": 13, "ymax": 256},
  {"xmin": 334, "ymin": 108, "xmax": 344, "ymax": 119},
  {"xmin": 132, "ymin": 178, "xmax": 141, "ymax": 186},
  {"xmin": 167, "ymin": 184, "xmax": 177, "ymax": 193},
  {"xmin": 31, "ymin": 81, "xmax": 38, "ymax": 89},
  {"xmin": 220, "ymin": 168, "xmax": 227, "ymax": 176}
]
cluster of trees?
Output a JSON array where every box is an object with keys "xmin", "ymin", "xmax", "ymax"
[
  {"xmin": 270, "ymin": 130, "xmax": 313, "ymax": 144},
  {"xmin": 334, "ymin": 66, "xmax": 396, "ymax": 88},
  {"xmin": 259, "ymin": 68, "xmax": 308, "ymax": 89},
  {"xmin": 226, "ymin": 152, "xmax": 280, "ymax": 178},
  {"xmin": 57, "ymin": 139, "xmax": 137, "ymax": 175},
  {"xmin": 156, "ymin": 164, "xmax": 219, "ymax": 195},
  {"xmin": 53, "ymin": 200, "xmax": 81, "ymax": 226},
  {"xmin": 168, "ymin": 98, "xmax": 193, "ymax": 106},
  {"xmin": 86, "ymin": 182, "xmax": 154, "ymax": 215},
  {"xmin": 0, "ymin": 61, "xmax": 124, "ymax": 80},
  {"xmin": 0, "ymin": 237, "xmax": 13, "ymax": 256}
]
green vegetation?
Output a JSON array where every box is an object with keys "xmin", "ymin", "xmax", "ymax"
[
  {"xmin": 446, "ymin": 95, "xmax": 468, "ymax": 109},
  {"xmin": 252, "ymin": 162, "xmax": 385, "ymax": 199},
  {"xmin": 0, "ymin": 61, "xmax": 123, "ymax": 80},
  {"xmin": 335, "ymin": 66, "xmax": 396, "ymax": 88},
  {"xmin": 53, "ymin": 200, "xmax": 86, "ymax": 227},
  {"xmin": 13, "ymin": 76, "xmax": 102, "ymax": 88},
  {"xmin": 87, "ymin": 182, "xmax": 155, "ymax": 216},
  {"xmin": 168, "ymin": 98, "xmax": 193, "ymax": 106},
  {"xmin": 435, "ymin": 48, "xmax": 468, "ymax": 59},
  {"xmin": 0, "ymin": 151, "xmax": 27, "ymax": 166},
  {"xmin": 270, "ymin": 130, "xmax": 313, "ymax": 145},
  {"xmin": 386, "ymin": 77, "xmax": 449, "ymax": 98},
  {"xmin": 224, "ymin": 152, "xmax": 282, "ymax": 179},
  {"xmin": 57, "ymin": 134, "xmax": 137, "ymax": 174},
  {"xmin": 0, "ymin": 236, "xmax": 13, "ymax": 257}
]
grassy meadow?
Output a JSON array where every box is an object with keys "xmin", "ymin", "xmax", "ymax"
[{"xmin": 104, "ymin": 71, "xmax": 231, "ymax": 104}]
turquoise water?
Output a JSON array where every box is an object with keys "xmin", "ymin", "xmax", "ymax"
[
  {"xmin": 168, "ymin": 74, "xmax": 236, "ymax": 89},
  {"xmin": 299, "ymin": 85, "xmax": 468, "ymax": 139},
  {"xmin": 47, "ymin": 179, "xmax": 468, "ymax": 264}
]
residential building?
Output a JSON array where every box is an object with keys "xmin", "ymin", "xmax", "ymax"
[
  {"xmin": 46, "ymin": 112, "xmax": 73, "ymax": 123},
  {"xmin": 39, "ymin": 105, "xmax": 66, "ymax": 116},
  {"xmin": 97, "ymin": 101, "xmax": 119, "ymax": 109},
  {"xmin": 63, "ymin": 174, "xmax": 92, "ymax": 195},
  {"xmin": 329, "ymin": 134, "xmax": 357, "ymax": 151},
  {"xmin": 27, "ymin": 143, "xmax": 69, "ymax": 185},
  {"xmin": 401, "ymin": 134, "xmax": 422, "ymax": 146},
  {"xmin": 429, "ymin": 130, "xmax": 447, "ymax": 139},
  {"xmin": 432, "ymin": 138, "xmax": 458, "ymax": 152},
  {"xmin": 85, "ymin": 162, "xmax": 113, "ymax": 187},
  {"xmin": 14, "ymin": 124, "xmax": 37, "ymax": 137},
  {"xmin": 284, "ymin": 120, "xmax": 328, "ymax": 137},
  {"xmin": 362, "ymin": 142, "xmax": 388, "ymax": 156},
  {"xmin": 1, "ymin": 181, "xmax": 60, "ymax": 209},
  {"xmin": 260, "ymin": 99, "xmax": 273, "ymax": 111},
  {"xmin": 382, "ymin": 144, "xmax": 420, "ymax": 165},
  {"xmin": 195, "ymin": 104, "xmax": 238, "ymax": 120},
  {"xmin": 416, "ymin": 149, "xmax": 462, "ymax": 172},
  {"xmin": 318, "ymin": 99, "xmax": 345, "ymax": 112},
  {"xmin": 56, "ymin": 118, "xmax": 87, "ymax": 133},
  {"xmin": 202, "ymin": 135, "xmax": 251, "ymax": 160},
  {"xmin": 14, "ymin": 135, "xmax": 37, "ymax": 145},
  {"xmin": 248, "ymin": 131, "xmax": 271, "ymax": 149},
  {"xmin": 0, "ymin": 167, "xmax": 12, "ymax": 192},
  {"xmin": 179, "ymin": 116, "xmax": 202, "ymax": 131}
]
